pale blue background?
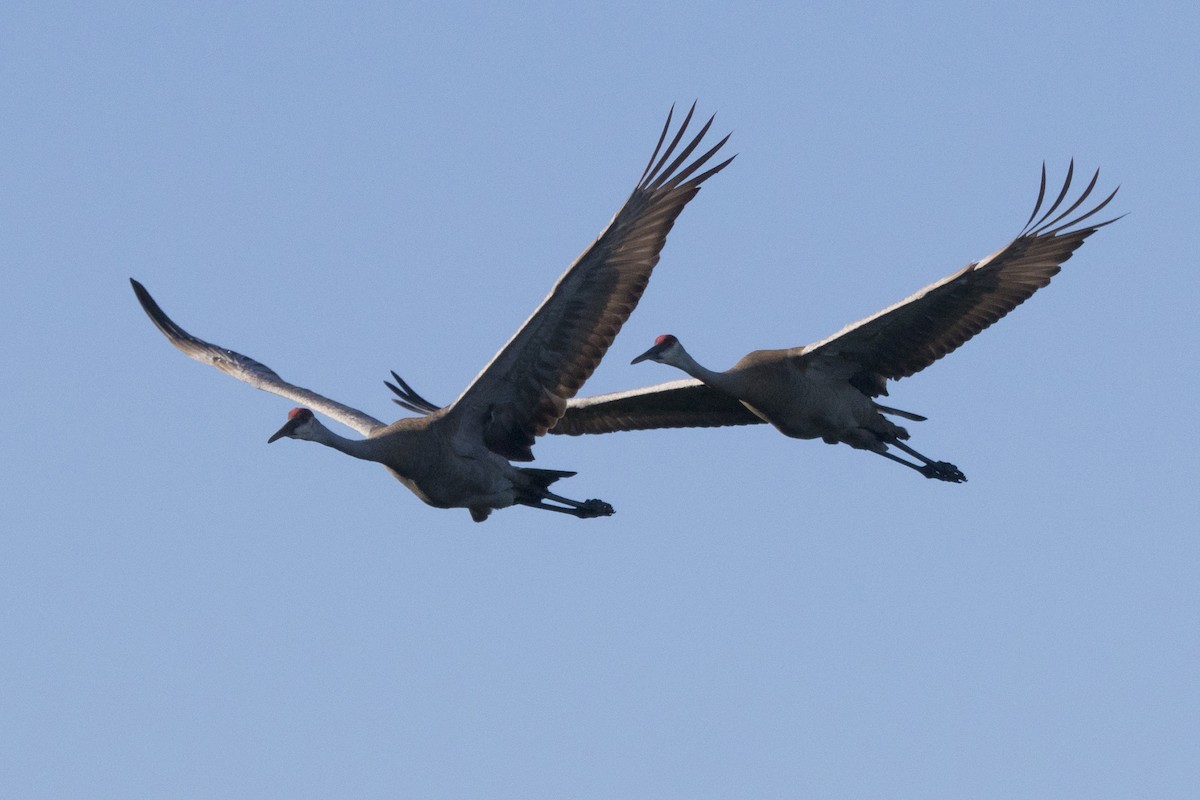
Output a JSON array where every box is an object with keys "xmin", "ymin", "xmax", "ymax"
[{"xmin": 3, "ymin": 2, "xmax": 1197, "ymax": 797}]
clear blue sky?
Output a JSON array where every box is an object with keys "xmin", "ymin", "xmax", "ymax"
[{"xmin": 3, "ymin": 2, "xmax": 1196, "ymax": 797}]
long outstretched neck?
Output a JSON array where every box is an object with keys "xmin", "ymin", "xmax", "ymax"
[
  {"xmin": 295, "ymin": 418, "xmax": 382, "ymax": 463},
  {"xmin": 663, "ymin": 344, "xmax": 733, "ymax": 390}
]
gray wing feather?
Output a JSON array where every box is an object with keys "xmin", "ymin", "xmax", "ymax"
[
  {"xmin": 131, "ymin": 279, "xmax": 386, "ymax": 436},
  {"xmin": 552, "ymin": 379, "xmax": 763, "ymax": 435},
  {"xmin": 385, "ymin": 372, "xmax": 762, "ymax": 434},
  {"xmin": 798, "ymin": 162, "xmax": 1119, "ymax": 395}
]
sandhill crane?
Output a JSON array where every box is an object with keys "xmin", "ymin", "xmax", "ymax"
[
  {"xmin": 131, "ymin": 104, "xmax": 733, "ymax": 522},
  {"xmin": 388, "ymin": 162, "xmax": 1119, "ymax": 483}
]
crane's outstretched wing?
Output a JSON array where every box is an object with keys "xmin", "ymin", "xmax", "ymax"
[
  {"xmin": 796, "ymin": 162, "xmax": 1120, "ymax": 396},
  {"xmin": 549, "ymin": 379, "xmax": 763, "ymax": 435},
  {"xmin": 131, "ymin": 279, "xmax": 386, "ymax": 436},
  {"xmin": 386, "ymin": 371, "xmax": 761, "ymax": 434},
  {"xmin": 445, "ymin": 103, "xmax": 735, "ymax": 461}
]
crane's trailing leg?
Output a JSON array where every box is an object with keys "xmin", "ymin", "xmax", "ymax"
[
  {"xmin": 514, "ymin": 467, "xmax": 615, "ymax": 518},
  {"xmin": 882, "ymin": 440, "xmax": 967, "ymax": 483},
  {"xmin": 519, "ymin": 496, "xmax": 616, "ymax": 518}
]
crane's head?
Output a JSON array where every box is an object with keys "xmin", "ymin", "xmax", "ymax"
[
  {"xmin": 631, "ymin": 334, "xmax": 681, "ymax": 365},
  {"xmin": 268, "ymin": 407, "xmax": 318, "ymax": 443}
]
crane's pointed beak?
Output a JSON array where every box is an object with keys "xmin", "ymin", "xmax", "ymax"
[
  {"xmin": 631, "ymin": 344, "xmax": 659, "ymax": 365},
  {"xmin": 267, "ymin": 419, "xmax": 299, "ymax": 444}
]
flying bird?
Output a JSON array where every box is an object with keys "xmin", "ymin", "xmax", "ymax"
[
  {"xmin": 131, "ymin": 104, "xmax": 733, "ymax": 521},
  {"xmin": 388, "ymin": 162, "xmax": 1119, "ymax": 483}
]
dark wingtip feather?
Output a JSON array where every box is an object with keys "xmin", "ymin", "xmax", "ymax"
[
  {"xmin": 1053, "ymin": 182, "xmax": 1121, "ymax": 233},
  {"xmin": 1037, "ymin": 166, "xmax": 1099, "ymax": 233},
  {"xmin": 665, "ymin": 131, "xmax": 734, "ymax": 189},
  {"xmin": 686, "ymin": 152, "xmax": 737, "ymax": 188},
  {"xmin": 130, "ymin": 278, "xmax": 192, "ymax": 344},
  {"xmin": 651, "ymin": 113, "xmax": 716, "ymax": 189},
  {"xmin": 130, "ymin": 277, "xmax": 154, "ymax": 310},
  {"xmin": 1016, "ymin": 161, "xmax": 1122, "ymax": 239},
  {"xmin": 1023, "ymin": 162, "xmax": 1049, "ymax": 231},
  {"xmin": 638, "ymin": 103, "xmax": 676, "ymax": 183},
  {"xmin": 1044, "ymin": 160, "xmax": 1074, "ymax": 224},
  {"xmin": 643, "ymin": 102, "xmax": 698, "ymax": 188}
]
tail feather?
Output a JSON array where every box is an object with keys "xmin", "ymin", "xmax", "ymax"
[
  {"xmin": 874, "ymin": 402, "xmax": 927, "ymax": 422},
  {"xmin": 519, "ymin": 467, "xmax": 577, "ymax": 485},
  {"xmin": 514, "ymin": 467, "xmax": 576, "ymax": 504}
]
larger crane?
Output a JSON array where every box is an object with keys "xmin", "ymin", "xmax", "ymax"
[{"xmin": 132, "ymin": 104, "xmax": 732, "ymax": 521}]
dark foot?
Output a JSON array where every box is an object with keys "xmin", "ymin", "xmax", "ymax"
[
  {"xmin": 578, "ymin": 499, "xmax": 615, "ymax": 518},
  {"xmin": 919, "ymin": 461, "xmax": 967, "ymax": 483}
]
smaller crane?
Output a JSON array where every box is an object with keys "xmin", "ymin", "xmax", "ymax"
[{"xmin": 390, "ymin": 162, "xmax": 1119, "ymax": 483}]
